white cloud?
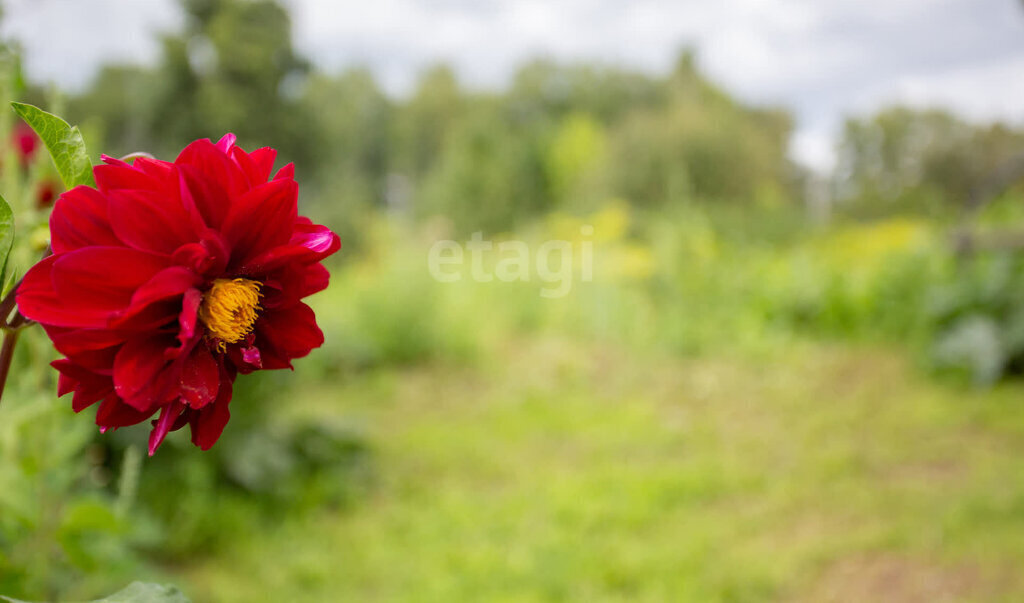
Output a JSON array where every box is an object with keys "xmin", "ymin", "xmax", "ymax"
[
  {"xmin": 0, "ymin": 0, "xmax": 180, "ymax": 90},
  {"xmin": 2, "ymin": 0, "xmax": 1023, "ymax": 171},
  {"xmin": 852, "ymin": 55, "xmax": 1024, "ymax": 125}
]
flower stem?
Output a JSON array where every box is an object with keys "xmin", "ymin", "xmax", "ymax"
[
  {"xmin": 0, "ymin": 326, "xmax": 20, "ymax": 404},
  {"xmin": 0, "ymin": 276, "xmax": 21, "ymax": 324},
  {"xmin": 0, "ymin": 247, "xmax": 50, "ymax": 405}
]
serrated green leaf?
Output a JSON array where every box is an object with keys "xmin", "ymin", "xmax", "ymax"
[
  {"xmin": 10, "ymin": 102, "xmax": 94, "ymax": 189},
  {"xmin": 0, "ymin": 194, "xmax": 12, "ymax": 288},
  {"xmin": 1, "ymin": 581, "xmax": 191, "ymax": 603}
]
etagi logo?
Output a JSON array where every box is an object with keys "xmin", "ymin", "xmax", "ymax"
[{"xmin": 428, "ymin": 227, "xmax": 594, "ymax": 298}]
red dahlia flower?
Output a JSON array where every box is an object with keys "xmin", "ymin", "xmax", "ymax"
[
  {"xmin": 16, "ymin": 134, "xmax": 339, "ymax": 454},
  {"xmin": 13, "ymin": 121, "xmax": 40, "ymax": 165},
  {"xmin": 36, "ymin": 179, "xmax": 58, "ymax": 208}
]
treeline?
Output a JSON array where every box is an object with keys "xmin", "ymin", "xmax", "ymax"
[
  {"xmin": 57, "ymin": 0, "xmax": 793, "ymax": 239},
  {"xmin": 43, "ymin": 0, "xmax": 1024, "ymax": 236},
  {"xmin": 838, "ymin": 107, "xmax": 1024, "ymax": 217}
]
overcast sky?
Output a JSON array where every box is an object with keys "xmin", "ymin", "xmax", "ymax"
[{"xmin": 2, "ymin": 0, "xmax": 1023, "ymax": 172}]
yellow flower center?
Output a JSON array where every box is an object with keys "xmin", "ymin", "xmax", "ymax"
[{"xmin": 199, "ymin": 278, "xmax": 262, "ymax": 351}]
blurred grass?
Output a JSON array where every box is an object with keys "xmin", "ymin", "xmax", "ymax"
[
  {"xmin": 6, "ymin": 9, "xmax": 1024, "ymax": 596},
  {"xmin": 183, "ymin": 337, "xmax": 1024, "ymax": 601},
  {"xmin": 168, "ymin": 204, "xmax": 1024, "ymax": 601},
  {"xmin": 11, "ymin": 196, "xmax": 1024, "ymax": 600}
]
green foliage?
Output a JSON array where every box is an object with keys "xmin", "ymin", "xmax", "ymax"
[
  {"xmin": 86, "ymin": 582, "xmax": 190, "ymax": 603},
  {"xmin": 0, "ymin": 193, "xmax": 14, "ymax": 286},
  {"xmin": 298, "ymin": 70, "xmax": 391, "ymax": 252},
  {"xmin": 70, "ymin": 20, "xmax": 799, "ymax": 235},
  {"xmin": 66, "ymin": 66, "xmax": 159, "ymax": 158},
  {"xmin": 545, "ymin": 113, "xmax": 608, "ymax": 207},
  {"xmin": 836, "ymin": 106, "xmax": 1024, "ymax": 215},
  {"xmin": 4, "ymin": 2, "xmax": 1024, "ymax": 600},
  {"xmin": 419, "ymin": 109, "xmax": 550, "ymax": 233},
  {"xmin": 392, "ymin": 65, "xmax": 464, "ymax": 179},
  {"xmin": 186, "ymin": 339, "xmax": 1024, "ymax": 602},
  {"xmin": 0, "ymin": 384, "xmax": 144, "ymax": 600},
  {"xmin": 2, "ymin": 581, "xmax": 190, "ymax": 603},
  {"xmin": 925, "ymin": 253, "xmax": 1024, "ymax": 385},
  {"xmin": 507, "ymin": 59, "xmax": 665, "ymax": 124},
  {"xmin": 0, "ymin": 72, "xmax": 146, "ymax": 603},
  {"xmin": 94, "ymin": 370, "xmax": 372, "ymax": 560},
  {"xmin": 72, "ymin": 0, "xmax": 312, "ymax": 164},
  {"xmin": 10, "ymin": 102, "xmax": 94, "ymax": 189}
]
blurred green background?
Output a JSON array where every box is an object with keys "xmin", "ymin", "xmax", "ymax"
[{"xmin": 3, "ymin": 0, "xmax": 1024, "ymax": 601}]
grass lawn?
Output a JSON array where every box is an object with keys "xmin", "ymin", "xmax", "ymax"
[{"xmin": 182, "ymin": 338, "xmax": 1024, "ymax": 602}]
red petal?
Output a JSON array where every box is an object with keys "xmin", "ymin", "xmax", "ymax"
[
  {"xmin": 300, "ymin": 263, "xmax": 331, "ymax": 297},
  {"xmin": 114, "ymin": 267, "xmax": 201, "ymax": 326},
  {"xmin": 113, "ymin": 336, "xmax": 172, "ymax": 411},
  {"xmin": 49, "ymin": 328, "xmax": 133, "ymax": 356},
  {"xmin": 18, "ymin": 256, "xmax": 142, "ymax": 328},
  {"xmin": 72, "ymin": 382, "xmax": 114, "ymax": 412},
  {"xmin": 222, "ymin": 178, "xmax": 298, "ymax": 268},
  {"xmin": 242, "ymin": 147, "xmax": 277, "ymax": 183},
  {"xmin": 49, "ymin": 186, "xmax": 123, "ymax": 253},
  {"xmin": 131, "ymin": 157, "xmax": 176, "ymax": 183},
  {"xmin": 49, "ymin": 247, "xmax": 172, "ymax": 322},
  {"xmin": 131, "ymin": 267, "xmax": 200, "ymax": 307},
  {"xmin": 178, "ymin": 165, "xmax": 231, "ymax": 229},
  {"xmin": 261, "ymin": 263, "xmax": 331, "ymax": 309},
  {"xmin": 148, "ymin": 400, "xmax": 186, "ymax": 455},
  {"xmin": 17, "ymin": 257, "xmax": 103, "ymax": 327},
  {"xmin": 241, "ymin": 223, "xmax": 340, "ymax": 274},
  {"xmin": 96, "ymin": 394, "xmax": 154, "ymax": 429},
  {"xmin": 94, "ymin": 162, "xmax": 162, "ymax": 195},
  {"xmin": 273, "ymin": 163, "xmax": 294, "ymax": 181},
  {"xmin": 180, "ymin": 344, "xmax": 219, "ymax": 409},
  {"xmin": 105, "ymin": 267, "xmax": 201, "ymax": 331},
  {"xmin": 227, "ymin": 144, "xmax": 276, "ymax": 185},
  {"xmin": 242, "ymin": 345, "xmax": 262, "ymax": 368},
  {"xmin": 43, "ymin": 325, "xmax": 121, "ymax": 371},
  {"xmin": 110, "ymin": 299, "xmax": 184, "ymax": 332},
  {"xmin": 175, "ymin": 138, "xmax": 248, "ymax": 200},
  {"xmin": 178, "ymin": 288, "xmax": 202, "ymax": 349},
  {"xmin": 107, "ymin": 188, "xmax": 197, "ymax": 254},
  {"xmin": 254, "ymin": 302, "xmax": 324, "ymax": 369},
  {"xmin": 52, "ymin": 358, "xmax": 113, "ymax": 412},
  {"xmin": 189, "ymin": 369, "xmax": 234, "ymax": 450},
  {"xmin": 215, "ymin": 133, "xmax": 237, "ymax": 152},
  {"xmin": 57, "ymin": 370, "xmax": 75, "ymax": 397},
  {"xmin": 171, "ymin": 232, "xmax": 229, "ymax": 277}
]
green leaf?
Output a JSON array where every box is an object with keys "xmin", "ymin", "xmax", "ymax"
[
  {"xmin": 56, "ymin": 499, "xmax": 123, "ymax": 571},
  {"xmin": 1, "ymin": 581, "xmax": 191, "ymax": 603},
  {"xmin": 0, "ymin": 194, "xmax": 12, "ymax": 288},
  {"xmin": 87, "ymin": 582, "xmax": 191, "ymax": 603},
  {"xmin": 10, "ymin": 102, "xmax": 94, "ymax": 189}
]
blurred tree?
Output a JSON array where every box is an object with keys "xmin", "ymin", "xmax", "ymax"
[
  {"xmin": 607, "ymin": 50, "xmax": 795, "ymax": 206},
  {"xmin": 837, "ymin": 107, "xmax": 1024, "ymax": 214},
  {"xmin": 156, "ymin": 0, "xmax": 313, "ymax": 161},
  {"xmin": 545, "ymin": 112, "xmax": 609, "ymax": 208},
  {"xmin": 301, "ymin": 69, "xmax": 391, "ymax": 200},
  {"xmin": 417, "ymin": 50, "xmax": 797, "ymax": 226},
  {"xmin": 506, "ymin": 59, "xmax": 664, "ymax": 125},
  {"xmin": 67, "ymin": 65, "xmax": 157, "ymax": 157},
  {"xmin": 392, "ymin": 65, "xmax": 464, "ymax": 180},
  {"xmin": 299, "ymin": 69, "xmax": 392, "ymax": 249},
  {"xmin": 419, "ymin": 106, "xmax": 549, "ymax": 233},
  {"xmin": 61, "ymin": 13, "xmax": 800, "ymax": 230},
  {"xmin": 71, "ymin": 0, "xmax": 315, "ymax": 168}
]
